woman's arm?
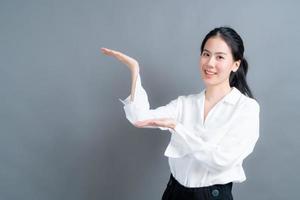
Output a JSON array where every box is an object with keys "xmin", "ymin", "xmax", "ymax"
[
  {"xmin": 101, "ymin": 47, "xmax": 178, "ymax": 130},
  {"xmin": 101, "ymin": 47, "xmax": 139, "ymax": 102}
]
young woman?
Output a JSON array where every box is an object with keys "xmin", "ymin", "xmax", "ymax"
[{"xmin": 101, "ymin": 26, "xmax": 260, "ymax": 200}]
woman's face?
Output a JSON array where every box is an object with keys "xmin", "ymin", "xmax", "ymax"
[{"xmin": 199, "ymin": 36, "xmax": 240, "ymax": 87}]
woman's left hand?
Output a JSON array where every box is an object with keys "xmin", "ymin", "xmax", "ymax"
[{"xmin": 133, "ymin": 118, "xmax": 177, "ymax": 130}]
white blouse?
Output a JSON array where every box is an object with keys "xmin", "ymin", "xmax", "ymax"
[{"xmin": 119, "ymin": 73, "xmax": 260, "ymax": 187}]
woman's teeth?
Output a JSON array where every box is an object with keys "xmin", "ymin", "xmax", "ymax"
[{"xmin": 205, "ymin": 70, "xmax": 216, "ymax": 75}]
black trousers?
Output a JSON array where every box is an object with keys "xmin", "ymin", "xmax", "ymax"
[{"xmin": 162, "ymin": 174, "xmax": 233, "ymax": 200}]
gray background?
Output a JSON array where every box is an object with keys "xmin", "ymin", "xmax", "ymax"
[{"xmin": 1, "ymin": 0, "xmax": 299, "ymax": 199}]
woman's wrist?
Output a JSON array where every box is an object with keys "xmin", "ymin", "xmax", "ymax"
[
  {"xmin": 130, "ymin": 65, "xmax": 139, "ymax": 75},
  {"xmin": 169, "ymin": 121, "xmax": 177, "ymax": 130}
]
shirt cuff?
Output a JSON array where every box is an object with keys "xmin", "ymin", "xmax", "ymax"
[{"xmin": 119, "ymin": 96, "xmax": 131, "ymax": 105}]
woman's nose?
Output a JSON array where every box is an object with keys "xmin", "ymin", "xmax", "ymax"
[{"xmin": 207, "ymin": 56, "xmax": 215, "ymax": 67}]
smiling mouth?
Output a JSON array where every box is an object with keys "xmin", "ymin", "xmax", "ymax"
[{"xmin": 204, "ymin": 70, "xmax": 217, "ymax": 75}]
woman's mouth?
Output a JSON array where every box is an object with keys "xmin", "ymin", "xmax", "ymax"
[{"xmin": 204, "ymin": 70, "xmax": 217, "ymax": 75}]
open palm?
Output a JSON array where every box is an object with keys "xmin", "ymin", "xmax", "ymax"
[{"xmin": 133, "ymin": 118, "xmax": 176, "ymax": 130}]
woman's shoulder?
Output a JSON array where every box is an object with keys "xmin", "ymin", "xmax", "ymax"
[{"xmin": 239, "ymin": 92, "xmax": 260, "ymax": 112}]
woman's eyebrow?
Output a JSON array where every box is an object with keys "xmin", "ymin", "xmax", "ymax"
[{"xmin": 203, "ymin": 48, "xmax": 227, "ymax": 55}]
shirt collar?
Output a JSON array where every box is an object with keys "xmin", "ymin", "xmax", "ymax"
[{"xmin": 201, "ymin": 86, "xmax": 241, "ymax": 105}]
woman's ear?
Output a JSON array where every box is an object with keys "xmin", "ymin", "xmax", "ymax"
[{"xmin": 232, "ymin": 60, "xmax": 241, "ymax": 72}]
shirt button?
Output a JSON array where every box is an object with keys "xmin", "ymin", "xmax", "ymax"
[{"xmin": 211, "ymin": 189, "xmax": 219, "ymax": 197}]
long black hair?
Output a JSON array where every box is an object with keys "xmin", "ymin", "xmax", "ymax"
[{"xmin": 200, "ymin": 26, "xmax": 254, "ymax": 98}]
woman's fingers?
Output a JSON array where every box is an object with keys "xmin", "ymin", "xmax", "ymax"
[
  {"xmin": 133, "ymin": 118, "xmax": 176, "ymax": 129},
  {"xmin": 100, "ymin": 47, "xmax": 139, "ymax": 73},
  {"xmin": 134, "ymin": 119, "xmax": 165, "ymax": 128},
  {"xmin": 100, "ymin": 47, "xmax": 111, "ymax": 55},
  {"xmin": 100, "ymin": 47, "xmax": 127, "ymax": 60},
  {"xmin": 100, "ymin": 47, "xmax": 119, "ymax": 56},
  {"xmin": 134, "ymin": 119, "xmax": 156, "ymax": 127},
  {"xmin": 134, "ymin": 119, "xmax": 152, "ymax": 127}
]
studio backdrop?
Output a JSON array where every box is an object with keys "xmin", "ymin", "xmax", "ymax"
[{"xmin": 1, "ymin": 0, "xmax": 299, "ymax": 199}]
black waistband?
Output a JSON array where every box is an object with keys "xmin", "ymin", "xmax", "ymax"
[{"xmin": 168, "ymin": 173, "xmax": 233, "ymax": 193}]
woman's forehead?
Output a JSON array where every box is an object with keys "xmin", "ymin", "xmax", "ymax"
[{"xmin": 204, "ymin": 36, "xmax": 231, "ymax": 54}]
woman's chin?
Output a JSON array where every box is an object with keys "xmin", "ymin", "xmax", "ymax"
[{"xmin": 202, "ymin": 79, "xmax": 218, "ymax": 87}]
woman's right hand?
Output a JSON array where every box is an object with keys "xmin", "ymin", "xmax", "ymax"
[{"xmin": 100, "ymin": 47, "xmax": 139, "ymax": 74}]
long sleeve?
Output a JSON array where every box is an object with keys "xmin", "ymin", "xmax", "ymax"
[
  {"xmin": 173, "ymin": 100, "xmax": 260, "ymax": 172},
  {"xmin": 119, "ymin": 73, "xmax": 179, "ymax": 130}
]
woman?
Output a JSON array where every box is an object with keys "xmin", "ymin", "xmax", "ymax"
[{"xmin": 101, "ymin": 26, "xmax": 260, "ymax": 200}]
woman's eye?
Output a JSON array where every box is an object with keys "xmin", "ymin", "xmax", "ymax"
[
  {"xmin": 217, "ymin": 56, "xmax": 224, "ymax": 60},
  {"xmin": 202, "ymin": 52, "xmax": 209, "ymax": 57}
]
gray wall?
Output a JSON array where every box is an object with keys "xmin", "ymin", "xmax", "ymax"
[{"xmin": 1, "ymin": 0, "xmax": 299, "ymax": 199}]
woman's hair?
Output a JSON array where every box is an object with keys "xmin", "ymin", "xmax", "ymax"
[{"xmin": 200, "ymin": 26, "xmax": 254, "ymax": 98}]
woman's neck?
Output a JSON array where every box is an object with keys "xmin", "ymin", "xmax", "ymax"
[{"xmin": 204, "ymin": 84, "xmax": 232, "ymax": 103}]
